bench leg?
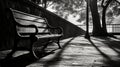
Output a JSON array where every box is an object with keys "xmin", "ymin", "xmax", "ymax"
[
  {"xmin": 30, "ymin": 36, "xmax": 38, "ymax": 53},
  {"xmin": 32, "ymin": 43, "xmax": 51, "ymax": 59},
  {"xmin": 57, "ymin": 37, "xmax": 62, "ymax": 49}
]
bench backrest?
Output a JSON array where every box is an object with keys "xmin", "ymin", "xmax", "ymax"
[{"xmin": 11, "ymin": 9, "xmax": 49, "ymax": 35}]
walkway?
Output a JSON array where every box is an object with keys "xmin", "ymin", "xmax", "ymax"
[{"xmin": 1, "ymin": 35, "xmax": 120, "ymax": 67}]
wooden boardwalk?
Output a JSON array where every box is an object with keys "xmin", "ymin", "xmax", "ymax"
[{"xmin": 1, "ymin": 35, "xmax": 120, "ymax": 67}]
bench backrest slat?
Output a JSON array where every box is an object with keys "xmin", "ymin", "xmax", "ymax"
[
  {"xmin": 11, "ymin": 9, "xmax": 49, "ymax": 34},
  {"xmin": 15, "ymin": 19, "xmax": 46, "ymax": 27}
]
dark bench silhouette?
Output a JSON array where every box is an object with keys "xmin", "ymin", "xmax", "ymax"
[{"xmin": 5, "ymin": 8, "xmax": 63, "ymax": 59}]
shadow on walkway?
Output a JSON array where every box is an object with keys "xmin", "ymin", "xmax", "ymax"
[
  {"xmin": 42, "ymin": 37, "xmax": 75, "ymax": 67},
  {"xmin": 0, "ymin": 37, "xmax": 75, "ymax": 67},
  {"xmin": 88, "ymin": 37, "xmax": 120, "ymax": 67},
  {"xmin": 0, "ymin": 53, "xmax": 36, "ymax": 67},
  {"xmin": 0, "ymin": 51, "xmax": 53, "ymax": 67}
]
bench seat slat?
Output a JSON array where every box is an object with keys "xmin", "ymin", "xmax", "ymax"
[{"xmin": 36, "ymin": 34, "xmax": 62, "ymax": 39}]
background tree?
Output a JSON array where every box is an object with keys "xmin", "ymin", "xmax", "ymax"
[
  {"xmin": 89, "ymin": 0, "xmax": 103, "ymax": 36},
  {"xmin": 101, "ymin": 0, "xmax": 113, "ymax": 36}
]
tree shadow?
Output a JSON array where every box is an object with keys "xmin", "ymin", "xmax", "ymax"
[
  {"xmin": 88, "ymin": 39, "xmax": 112, "ymax": 60},
  {"xmin": 98, "ymin": 37, "xmax": 120, "ymax": 67},
  {"xmin": 0, "ymin": 51, "xmax": 53, "ymax": 67},
  {"xmin": 0, "ymin": 53, "xmax": 35, "ymax": 67},
  {"xmin": 39, "ymin": 37, "xmax": 75, "ymax": 67},
  {"xmin": 88, "ymin": 37, "xmax": 120, "ymax": 67},
  {"xmin": 92, "ymin": 36, "xmax": 120, "ymax": 55}
]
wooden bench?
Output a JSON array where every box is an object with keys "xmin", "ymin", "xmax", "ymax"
[{"xmin": 5, "ymin": 8, "xmax": 63, "ymax": 59}]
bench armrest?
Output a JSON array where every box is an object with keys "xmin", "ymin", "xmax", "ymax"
[
  {"xmin": 43, "ymin": 18, "xmax": 63, "ymax": 35},
  {"xmin": 17, "ymin": 23, "xmax": 38, "ymax": 37},
  {"xmin": 47, "ymin": 26, "xmax": 63, "ymax": 35}
]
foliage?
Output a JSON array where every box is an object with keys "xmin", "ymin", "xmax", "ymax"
[
  {"xmin": 44, "ymin": 0, "xmax": 120, "ymax": 24},
  {"xmin": 45, "ymin": 0, "xmax": 86, "ymax": 24},
  {"xmin": 30, "ymin": 0, "xmax": 120, "ymax": 25},
  {"xmin": 106, "ymin": 0, "xmax": 120, "ymax": 24}
]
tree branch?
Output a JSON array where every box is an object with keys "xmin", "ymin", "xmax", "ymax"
[
  {"xmin": 115, "ymin": 0, "xmax": 120, "ymax": 5},
  {"xmin": 101, "ymin": 0, "xmax": 105, "ymax": 7},
  {"xmin": 105, "ymin": 0, "xmax": 113, "ymax": 8},
  {"xmin": 102, "ymin": 0, "xmax": 113, "ymax": 9}
]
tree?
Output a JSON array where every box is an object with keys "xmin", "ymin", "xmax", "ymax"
[
  {"xmin": 101, "ymin": 0, "xmax": 113, "ymax": 36},
  {"xmin": 85, "ymin": 0, "xmax": 90, "ymax": 38},
  {"xmin": 88, "ymin": 0, "xmax": 113, "ymax": 36},
  {"xmin": 89, "ymin": 0, "xmax": 104, "ymax": 36}
]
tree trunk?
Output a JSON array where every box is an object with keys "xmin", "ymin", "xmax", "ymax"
[
  {"xmin": 89, "ymin": 0, "xmax": 103, "ymax": 36},
  {"xmin": 85, "ymin": 0, "xmax": 90, "ymax": 38},
  {"xmin": 101, "ymin": 0, "xmax": 113, "ymax": 36},
  {"xmin": 0, "ymin": 0, "xmax": 14, "ymax": 50},
  {"xmin": 102, "ymin": 7, "xmax": 108, "ymax": 36}
]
